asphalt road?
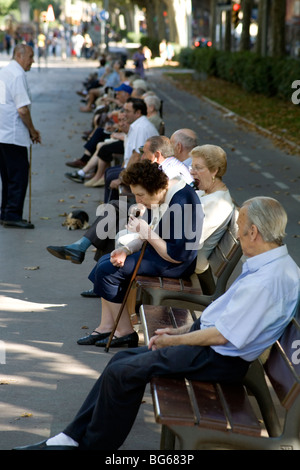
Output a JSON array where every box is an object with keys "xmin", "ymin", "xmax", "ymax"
[{"xmin": 0, "ymin": 53, "xmax": 299, "ymax": 453}]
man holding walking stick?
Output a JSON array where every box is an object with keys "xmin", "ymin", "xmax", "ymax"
[{"xmin": 0, "ymin": 44, "xmax": 41, "ymax": 229}]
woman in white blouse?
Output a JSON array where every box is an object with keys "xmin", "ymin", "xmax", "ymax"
[{"xmin": 189, "ymin": 144, "xmax": 235, "ymax": 275}]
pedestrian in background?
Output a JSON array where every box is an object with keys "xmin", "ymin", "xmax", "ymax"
[
  {"xmin": 0, "ymin": 44, "xmax": 41, "ymax": 229},
  {"xmin": 132, "ymin": 47, "xmax": 145, "ymax": 79}
]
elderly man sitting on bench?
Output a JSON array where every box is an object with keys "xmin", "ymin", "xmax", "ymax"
[{"xmin": 15, "ymin": 196, "xmax": 300, "ymax": 451}]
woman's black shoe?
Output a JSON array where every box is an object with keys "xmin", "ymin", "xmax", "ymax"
[
  {"xmin": 77, "ymin": 331, "xmax": 111, "ymax": 345},
  {"xmin": 95, "ymin": 331, "xmax": 139, "ymax": 348}
]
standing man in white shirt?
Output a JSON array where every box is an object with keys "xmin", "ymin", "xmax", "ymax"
[{"xmin": 0, "ymin": 44, "xmax": 41, "ymax": 229}]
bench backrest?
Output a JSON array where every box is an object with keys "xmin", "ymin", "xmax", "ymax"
[
  {"xmin": 205, "ymin": 206, "xmax": 242, "ymax": 298},
  {"xmin": 264, "ymin": 302, "xmax": 300, "ymax": 410},
  {"xmin": 159, "ymin": 121, "xmax": 165, "ymax": 135}
]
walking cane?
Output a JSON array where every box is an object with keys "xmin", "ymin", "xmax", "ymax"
[
  {"xmin": 105, "ymin": 240, "xmax": 148, "ymax": 352},
  {"xmin": 28, "ymin": 144, "xmax": 32, "ymax": 223}
]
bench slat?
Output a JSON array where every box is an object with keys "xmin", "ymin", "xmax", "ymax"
[
  {"xmin": 140, "ymin": 305, "xmax": 195, "ymax": 344},
  {"xmin": 151, "ymin": 378, "xmax": 196, "ymax": 426},
  {"xmin": 189, "ymin": 381, "xmax": 228, "ymax": 431},
  {"xmin": 135, "ymin": 276, "xmax": 203, "ymax": 294},
  {"xmin": 216, "ymin": 383, "xmax": 262, "ymax": 436}
]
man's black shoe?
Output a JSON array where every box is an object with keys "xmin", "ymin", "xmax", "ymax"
[
  {"xmin": 81, "ymin": 288, "xmax": 100, "ymax": 298},
  {"xmin": 13, "ymin": 439, "xmax": 77, "ymax": 450},
  {"xmin": 64, "ymin": 171, "xmax": 84, "ymax": 183},
  {"xmin": 3, "ymin": 220, "xmax": 34, "ymax": 229},
  {"xmin": 47, "ymin": 245, "xmax": 85, "ymax": 264}
]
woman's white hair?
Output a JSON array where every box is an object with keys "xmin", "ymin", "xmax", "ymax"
[
  {"xmin": 144, "ymin": 94, "xmax": 161, "ymax": 111},
  {"xmin": 243, "ymin": 196, "xmax": 287, "ymax": 245}
]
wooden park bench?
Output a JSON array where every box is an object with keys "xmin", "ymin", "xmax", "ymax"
[{"xmin": 139, "ymin": 302, "xmax": 300, "ymax": 450}]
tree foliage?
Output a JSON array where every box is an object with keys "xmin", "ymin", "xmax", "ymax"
[{"xmin": 0, "ymin": 0, "xmax": 15, "ymax": 16}]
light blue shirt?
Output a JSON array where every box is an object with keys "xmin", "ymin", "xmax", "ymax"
[
  {"xmin": 104, "ymin": 71, "xmax": 120, "ymax": 89},
  {"xmin": 200, "ymin": 245, "xmax": 300, "ymax": 361}
]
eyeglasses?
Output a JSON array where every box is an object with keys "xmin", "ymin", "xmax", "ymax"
[
  {"xmin": 139, "ymin": 147, "xmax": 144, "ymax": 154},
  {"xmin": 189, "ymin": 165, "xmax": 205, "ymax": 172}
]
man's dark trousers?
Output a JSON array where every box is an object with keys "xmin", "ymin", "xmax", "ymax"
[
  {"xmin": 63, "ymin": 333, "xmax": 249, "ymax": 450},
  {"xmin": 0, "ymin": 143, "xmax": 29, "ymax": 221}
]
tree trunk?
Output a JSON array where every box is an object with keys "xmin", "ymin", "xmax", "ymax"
[
  {"xmin": 210, "ymin": 0, "xmax": 217, "ymax": 46},
  {"xmin": 19, "ymin": 0, "xmax": 30, "ymax": 23},
  {"xmin": 271, "ymin": 0, "xmax": 286, "ymax": 57},
  {"xmin": 240, "ymin": 0, "xmax": 253, "ymax": 51},
  {"xmin": 255, "ymin": 0, "xmax": 270, "ymax": 56},
  {"xmin": 166, "ymin": 0, "xmax": 178, "ymax": 42},
  {"xmin": 224, "ymin": 10, "xmax": 231, "ymax": 51},
  {"xmin": 144, "ymin": 1, "xmax": 156, "ymax": 38},
  {"xmin": 154, "ymin": 0, "xmax": 167, "ymax": 41}
]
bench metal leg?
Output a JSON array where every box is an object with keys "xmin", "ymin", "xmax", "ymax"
[
  {"xmin": 160, "ymin": 425, "xmax": 176, "ymax": 450},
  {"xmin": 243, "ymin": 360, "xmax": 282, "ymax": 437}
]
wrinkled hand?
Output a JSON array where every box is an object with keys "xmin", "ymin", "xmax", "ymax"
[
  {"xmin": 148, "ymin": 332, "xmax": 172, "ymax": 350},
  {"xmin": 110, "ymin": 178, "xmax": 121, "ymax": 189},
  {"xmin": 126, "ymin": 215, "xmax": 150, "ymax": 239},
  {"xmin": 31, "ymin": 129, "xmax": 41, "ymax": 144},
  {"xmin": 110, "ymin": 248, "xmax": 127, "ymax": 267},
  {"xmin": 128, "ymin": 203, "xmax": 146, "ymax": 218}
]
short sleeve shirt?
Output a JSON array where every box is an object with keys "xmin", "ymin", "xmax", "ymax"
[
  {"xmin": 200, "ymin": 245, "xmax": 300, "ymax": 361},
  {"xmin": 124, "ymin": 116, "xmax": 159, "ymax": 167},
  {"xmin": 0, "ymin": 60, "xmax": 31, "ymax": 147}
]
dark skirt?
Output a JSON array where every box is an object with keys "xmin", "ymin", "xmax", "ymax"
[{"xmin": 88, "ymin": 246, "xmax": 197, "ymax": 303}]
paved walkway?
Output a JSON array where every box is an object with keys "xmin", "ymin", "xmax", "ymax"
[{"xmin": 0, "ymin": 56, "xmax": 163, "ymax": 451}]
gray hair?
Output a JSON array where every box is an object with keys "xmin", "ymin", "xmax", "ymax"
[
  {"xmin": 13, "ymin": 43, "xmax": 30, "ymax": 58},
  {"xmin": 172, "ymin": 129, "xmax": 199, "ymax": 152},
  {"xmin": 144, "ymin": 94, "xmax": 161, "ymax": 111},
  {"xmin": 243, "ymin": 196, "xmax": 287, "ymax": 245},
  {"xmin": 146, "ymin": 135, "xmax": 174, "ymax": 158}
]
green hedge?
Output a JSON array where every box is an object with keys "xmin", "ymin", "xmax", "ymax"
[{"xmin": 179, "ymin": 48, "xmax": 300, "ymax": 100}]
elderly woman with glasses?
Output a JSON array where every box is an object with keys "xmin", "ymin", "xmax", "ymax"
[
  {"xmin": 189, "ymin": 144, "xmax": 235, "ymax": 277},
  {"xmin": 77, "ymin": 159, "xmax": 203, "ymax": 348}
]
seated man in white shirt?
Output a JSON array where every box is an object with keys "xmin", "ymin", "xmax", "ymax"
[
  {"xmin": 140, "ymin": 135, "xmax": 193, "ymax": 185},
  {"xmin": 103, "ymin": 97, "xmax": 159, "ymax": 202},
  {"xmin": 170, "ymin": 128, "xmax": 199, "ymax": 168},
  {"xmin": 16, "ymin": 196, "xmax": 300, "ymax": 450}
]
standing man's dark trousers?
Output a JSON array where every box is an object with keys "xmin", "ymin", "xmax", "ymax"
[
  {"xmin": 0, "ymin": 143, "xmax": 29, "ymax": 222},
  {"xmin": 63, "ymin": 336, "xmax": 250, "ymax": 450}
]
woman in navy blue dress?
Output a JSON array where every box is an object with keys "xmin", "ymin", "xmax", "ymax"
[{"xmin": 78, "ymin": 160, "xmax": 203, "ymax": 348}]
